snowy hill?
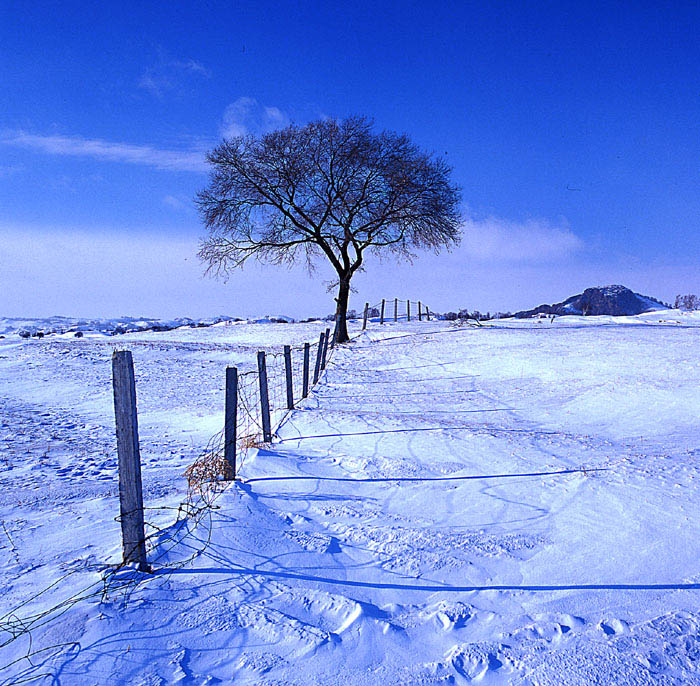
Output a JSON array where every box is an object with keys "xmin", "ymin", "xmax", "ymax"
[{"xmin": 515, "ymin": 284, "xmax": 668, "ymax": 318}]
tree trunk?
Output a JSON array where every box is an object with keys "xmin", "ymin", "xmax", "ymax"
[{"xmin": 334, "ymin": 277, "xmax": 351, "ymax": 343}]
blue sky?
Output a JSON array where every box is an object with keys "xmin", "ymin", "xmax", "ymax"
[{"xmin": 1, "ymin": 0, "xmax": 699, "ymax": 318}]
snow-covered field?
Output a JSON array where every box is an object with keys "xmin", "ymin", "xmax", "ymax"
[{"xmin": 2, "ymin": 311, "xmax": 700, "ymax": 684}]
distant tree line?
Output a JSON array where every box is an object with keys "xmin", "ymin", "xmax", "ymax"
[
  {"xmin": 674, "ymin": 294, "xmax": 700, "ymax": 310},
  {"xmin": 441, "ymin": 309, "xmax": 512, "ymax": 321}
]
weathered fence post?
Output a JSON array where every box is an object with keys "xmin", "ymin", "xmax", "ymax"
[
  {"xmin": 407, "ymin": 300, "xmax": 411, "ymax": 322},
  {"xmin": 224, "ymin": 366, "xmax": 238, "ymax": 480},
  {"xmin": 362, "ymin": 302, "xmax": 369, "ymax": 330},
  {"xmin": 302, "ymin": 342, "xmax": 310, "ymax": 397},
  {"xmin": 418, "ymin": 301, "xmax": 422, "ymax": 321},
  {"xmin": 321, "ymin": 327, "xmax": 330, "ymax": 369},
  {"xmin": 380, "ymin": 299, "xmax": 385, "ymax": 324},
  {"xmin": 112, "ymin": 350, "xmax": 148, "ymax": 572},
  {"xmin": 331, "ymin": 314, "xmax": 338, "ymax": 348},
  {"xmin": 394, "ymin": 298, "xmax": 398, "ymax": 322},
  {"xmin": 283, "ymin": 345, "xmax": 294, "ymax": 410},
  {"xmin": 426, "ymin": 306, "xmax": 431, "ymax": 321},
  {"xmin": 257, "ymin": 351, "xmax": 272, "ymax": 442},
  {"xmin": 313, "ymin": 332, "xmax": 324, "ymax": 384}
]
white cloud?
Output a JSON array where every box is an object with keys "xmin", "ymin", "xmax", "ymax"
[
  {"xmin": 138, "ymin": 57, "xmax": 211, "ymax": 97},
  {"xmin": 263, "ymin": 106, "xmax": 288, "ymax": 129},
  {"xmin": 458, "ymin": 216, "xmax": 583, "ymax": 262},
  {"xmin": 0, "ymin": 131, "xmax": 207, "ymax": 172},
  {"xmin": 163, "ymin": 194, "xmax": 187, "ymax": 210},
  {"xmin": 220, "ymin": 97, "xmax": 290, "ymax": 138}
]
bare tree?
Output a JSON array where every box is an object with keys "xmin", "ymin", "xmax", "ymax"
[
  {"xmin": 675, "ymin": 294, "xmax": 700, "ymax": 311},
  {"xmin": 196, "ymin": 116, "xmax": 461, "ymax": 343}
]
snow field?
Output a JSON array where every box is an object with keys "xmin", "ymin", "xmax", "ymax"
[{"xmin": 1, "ymin": 313, "xmax": 700, "ymax": 684}]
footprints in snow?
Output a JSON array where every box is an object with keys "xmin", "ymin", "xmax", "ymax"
[
  {"xmin": 510, "ymin": 612, "xmax": 628, "ymax": 646},
  {"xmin": 447, "ymin": 642, "xmax": 517, "ymax": 681},
  {"xmin": 430, "ymin": 601, "xmax": 481, "ymax": 632},
  {"xmin": 599, "ymin": 618, "xmax": 629, "ymax": 636}
]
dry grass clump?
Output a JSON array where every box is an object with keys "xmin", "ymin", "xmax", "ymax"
[
  {"xmin": 241, "ymin": 433, "xmax": 265, "ymax": 450},
  {"xmin": 183, "ymin": 431, "xmax": 264, "ymax": 494},
  {"xmin": 184, "ymin": 449, "xmax": 229, "ymax": 494}
]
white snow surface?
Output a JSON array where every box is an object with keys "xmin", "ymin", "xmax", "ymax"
[{"xmin": 2, "ymin": 311, "xmax": 700, "ymax": 684}]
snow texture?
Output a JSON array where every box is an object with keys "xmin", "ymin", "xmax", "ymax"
[{"xmin": 2, "ymin": 310, "xmax": 700, "ymax": 684}]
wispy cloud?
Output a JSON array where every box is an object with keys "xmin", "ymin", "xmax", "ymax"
[
  {"xmin": 220, "ymin": 97, "xmax": 289, "ymax": 138},
  {"xmin": 163, "ymin": 194, "xmax": 188, "ymax": 210},
  {"xmin": 1, "ymin": 131, "xmax": 208, "ymax": 172},
  {"xmin": 459, "ymin": 216, "xmax": 583, "ymax": 262},
  {"xmin": 177, "ymin": 59, "xmax": 210, "ymax": 77},
  {"xmin": 139, "ymin": 56, "xmax": 211, "ymax": 97}
]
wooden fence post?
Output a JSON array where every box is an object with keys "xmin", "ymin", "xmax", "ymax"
[
  {"xmin": 257, "ymin": 351, "xmax": 272, "ymax": 442},
  {"xmin": 426, "ymin": 306, "xmax": 431, "ymax": 321},
  {"xmin": 302, "ymin": 342, "xmax": 310, "ymax": 397},
  {"xmin": 112, "ymin": 350, "xmax": 148, "ymax": 572},
  {"xmin": 331, "ymin": 315, "xmax": 338, "ymax": 348},
  {"xmin": 380, "ymin": 299, "xmax": 385, "ymax": 324},
  {"xmin": 321, "ymin": 327, "xmax": 330, "ymax": 369},
  {"xmin": 283, "ymin": 345, "xmax": 294, "ymax": 410},
  {"xmin": 407, "ymin": 300, "xmax": 411, "ymax": 322},
  {"xmin": 418, "ymin": 301, "xmax": 422, "ymax": 321},
  {"xmin": 394, "ymin": 298, "xmax": 398, "ymax": 322},
  {"xmin": 313, "ymin": 332, "xmax": 324, "ymax": 384},
  {"xmin": 224, "ymin": 366, "xmax": 238, "ymax": 480},
  {"xmin": 362, "ymin": 302, "xmax": 369, "ymax": 330}
]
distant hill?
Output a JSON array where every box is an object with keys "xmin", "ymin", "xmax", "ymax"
[{"xmin": 514, "ymin": 285, "xmax": 668, "ymax": 318}]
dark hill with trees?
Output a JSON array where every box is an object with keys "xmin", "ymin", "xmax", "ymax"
[{"xmin": 514, "ymin": 285, "xmax": 667, "ymax": 318}]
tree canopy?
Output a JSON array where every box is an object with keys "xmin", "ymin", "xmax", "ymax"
[{"xmin": 197, "ymin": 116, "xmax": 461, "ymax": 342}]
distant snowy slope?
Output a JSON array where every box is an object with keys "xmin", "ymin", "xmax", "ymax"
[{"xmin": 0, "ymin": 314, "xmax": 300, "ymax": 337}]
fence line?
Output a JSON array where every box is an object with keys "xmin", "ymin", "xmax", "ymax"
[
  {"xmin": 6, "ymin": 317, "xmax": 380, "ymax": 660},
  {"xmin": 216, "ymin": 297, "xmax": 434, "ymax": 477},
  {"xmin": 183, "ymin": 327, "xmax": 341, "ymax": 488},
  {"xmin": 109, "ymin": 297, "xmax": 436, "ymax": 571},
  {"xmin": 361, "ymin": 297, "xmax": 433, "ymax": 326},
  {"xmin": 3, "ymin": 295, "xmax": 449, "ymax": 662}
]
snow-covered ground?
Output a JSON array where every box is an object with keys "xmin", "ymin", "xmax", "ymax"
[
  {"xmin": 0, "ymin": 314, "xmax": 307, "ymax": 337},
  {"xmin": 2, "ymin": 311, "xmax": 700, "ymax": 684}
]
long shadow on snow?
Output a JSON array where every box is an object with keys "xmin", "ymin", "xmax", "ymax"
[
  {"xmin": 312, "ymin": 390, "xmax": 479, "ymax": 399},
  {"xmin": 157, "ymin": 567, "xmax": 700, "ymax": 593},
  {"xmin": 278, "ymin": 426, "xmax": 562, "ymax": 442},
  {"xmin": 245, "ymin": 466, "xmax": 602, "ymax": 485},
  {"xmin": 321, "ymin": 374, "xmax": 479, "ymax": 385}
]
